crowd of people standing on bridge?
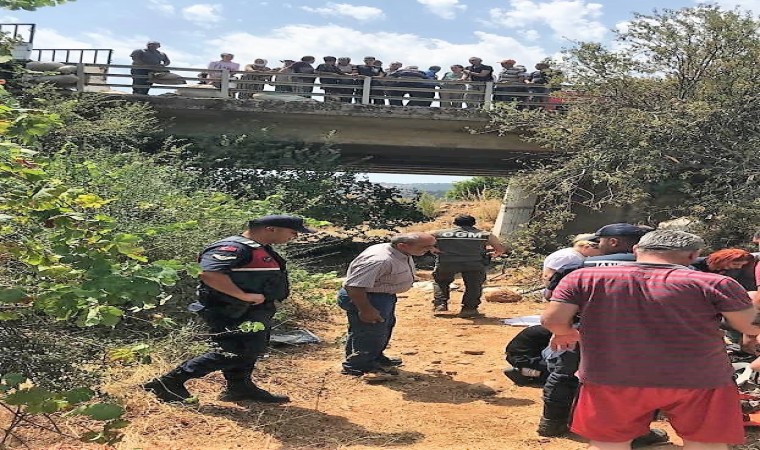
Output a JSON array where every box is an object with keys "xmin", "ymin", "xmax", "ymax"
[{"xmin": 129, "ymin": 41, "xmax": 561, "ymax": 108}]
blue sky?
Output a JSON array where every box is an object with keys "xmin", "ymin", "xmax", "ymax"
[{"xmin": 2, "ymin": 0, "xmax": 758, "ymax": 183}]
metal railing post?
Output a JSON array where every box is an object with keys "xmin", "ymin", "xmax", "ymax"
[
  {"xmin": 361, "ymin": 76, "xmax": 371, "ymax": 105},
  {"xmin": 220, "ymin": 69, "xmax": 230, "ymax": 97},
  {"xmin": 76, "ymin": 63, "xmax": 85, "ymax": 92},
  {"xmin": 484, "ymin": 81, "xmax": 494, "ymax": 109}
]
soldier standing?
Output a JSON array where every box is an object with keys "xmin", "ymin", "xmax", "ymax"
[
  {"xmin": 431, "ymin": 215, "xmax": 507, "ymax": 317},
  {"xmin": 144, "ymin": 215, "xmax": 314, "ymax": 403}
]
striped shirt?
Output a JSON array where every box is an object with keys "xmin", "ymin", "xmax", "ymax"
[
  {"xmin": 343, "ymin": 243, "xmax": 415, "ymax": 294},
  {"xmin": 552, "ymin": 263, "xmax": 752, "ymax": 388}
]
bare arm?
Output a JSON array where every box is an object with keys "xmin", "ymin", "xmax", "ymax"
[
  {"xmin": 487, "ymin": 234, "xmax": 507, "ymax": 258},
  {"xmin": 542, "ymin": 267, "xmax": 557, "ymax": 287},
  {"xmin": 722, "ymin": 308, "xmax": 760, "ymax": 335},
  {"xmin": 199, "ymin": 272, "xmax": 264, "ymax": 304},
  {"xmin": 541, "ymin": 301, "xmax": 579, "ymax": 335},
  {"xmin": 541, "ymin": 301, "xmax": 580, "ymax": 351}
]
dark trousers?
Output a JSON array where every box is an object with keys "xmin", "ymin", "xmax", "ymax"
[
  {"xmin": 507, "ymin": 353, "xmax": 549, "ymax": 376},
  {"xmin": 494, "ymin": 85, "xmax": 526, "ymax": 104},
  {"xmin": 180, "ymin": 306, "xmax": 275, "ymax": 382},
  {"xmin": 338, "ymin": 288, "xmax": 397, "ymax": 374},
  {"xmin": 432, "ymin": 263, "xmax": 487, "ymax": 309},
  {"xmin": 131, "ymin": 68, "xmax": 153, "ymax": 95},
  {"xmin": 542, "ymin": 348, "xmax": 580, "ymax": 421}
]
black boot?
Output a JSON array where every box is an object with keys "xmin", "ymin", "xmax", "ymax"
[
  {"xmin": 536, "ymin": 416, "xmax": 568, "ymax": 437},
  {"xmin": 631, "ymin": 428, "xmax": 669, "ymax": 448},
  {"xmin": 142, "ymin": 368, "xmax": 193, "ymax": 402},
  {"xmin": 220, "ymin": 379, "xmax": 290, "ymax": 403}
]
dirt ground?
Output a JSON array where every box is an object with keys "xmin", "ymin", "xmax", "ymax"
[
  {"xmin": 105, "ymin": 276, "xmax": 695, "ymax": 450},
  {"xmin": 10, "ymin": 274, "xmax": 760, "ymax": 449}
]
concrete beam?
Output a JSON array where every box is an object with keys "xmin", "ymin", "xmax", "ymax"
[{"xmin": 134, "ymin": 96, "xmax": 558, "ymax": 176}]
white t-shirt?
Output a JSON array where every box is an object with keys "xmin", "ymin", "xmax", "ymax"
[{"xmin": 543, "ymin": 247, "xmax": 584, "ymax": 271}]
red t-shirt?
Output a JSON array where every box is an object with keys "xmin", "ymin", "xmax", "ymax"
[{"xmin": 552, "ymin": 263, "xmax": 752, "ymax": 388}]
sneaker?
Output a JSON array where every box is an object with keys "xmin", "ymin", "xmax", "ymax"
[
  {"xmin": 142, "ymin": 377, "xmax": 192, "ymax": 403},
  {"xmin": 631, "ymin": 428, "xmax": 669, "ymax": 448},
  {"xmin": 433, "ymin": 304, "xmax": 448, "ymax": 312},
  {"xmin": 376, "ymin": 355, "xmax": 403, "ymax": 367},
  {"xmin": 219, "ymin": 384, "xmax": 290, "ymax": 404},
  {"xmin": 458, "ymin": 308, "xmax": 484, "ymax": 318},
  {"xmin": 503, "ymin": 368, "xmax": 539, "ymax": 386},
  {"xmin": 536, "ymin": 417, "xmax": 568, "ymax": 437}
]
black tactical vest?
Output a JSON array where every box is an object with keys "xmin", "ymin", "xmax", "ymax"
[{"xmin": 197, "ymin": 236, "xmax": 290, "ymax": 318}]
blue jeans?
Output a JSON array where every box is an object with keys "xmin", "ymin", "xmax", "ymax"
[{"xmin": 338, "ymin": 288, "xmax": 397, "ymax": 374}]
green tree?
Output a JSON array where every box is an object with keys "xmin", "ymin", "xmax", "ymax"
[
  {"xmin": 186, "ymin": 133, "xmax": 426, "ymax": 230},
  {"xmin": 0, "ymin": 0, "xmax": 69, "ymax": 10},
  {"xmin": 487, "ymin": 6, "xmax": 760, "ymax": 247},
  {"xmin": 445, "ymin": 176, "xmax": 510, "ymax": 200}
]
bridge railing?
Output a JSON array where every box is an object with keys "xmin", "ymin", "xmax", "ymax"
[
  {"xmin": 72, "ymin": 63, "xmax": 563, "ymax": 109},
  {"xmin": 32, "ymin": 48, "xmax": 113, "ymax": 65}
]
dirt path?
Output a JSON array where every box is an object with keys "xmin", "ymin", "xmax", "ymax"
[{"xmin": 105, "ymin": 276, "xmax": 702, "ymax": 450}]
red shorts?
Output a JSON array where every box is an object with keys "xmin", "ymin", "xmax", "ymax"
[{"xmin": 570, "ymin": 382, "xmax": 745, "ymax": 444}]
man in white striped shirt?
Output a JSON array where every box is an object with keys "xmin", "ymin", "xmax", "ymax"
[{"xmin": 339, "ymin": 233, "xmax": 437, "ymax": 381}]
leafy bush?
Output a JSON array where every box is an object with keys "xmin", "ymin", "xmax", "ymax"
[
  {"xmin": 445, "ymin": 177, "xmax": 509, "ymax": 200},
  {"xmin": 415, "ymin": 192, "xmax": 440, "ymax": 219},
  {"xmin": 487, "ymin": 6, "xmax": 760, "ymax": 248}
]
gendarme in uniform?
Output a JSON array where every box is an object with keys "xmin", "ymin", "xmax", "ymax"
[
  {"xmin": 144, "ymin": 215, "xmax": 314, "ymax": 404},
  {"xmin": 431, "ymin": 215, "xmax": 506, "ymax": 316}
]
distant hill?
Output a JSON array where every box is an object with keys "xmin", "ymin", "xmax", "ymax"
[{"xmin": 380, "ymin": 183, "xmax": 453, "ymax": 198}]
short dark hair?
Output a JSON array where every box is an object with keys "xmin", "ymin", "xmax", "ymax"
[{"xmin": 453, "ymin": 214, "xmax": 476, "ymax": 227}]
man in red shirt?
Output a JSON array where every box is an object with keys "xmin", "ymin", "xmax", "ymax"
[{"xmin": 542, "ymin": 229, "xmax": 760, "ymax": 450}]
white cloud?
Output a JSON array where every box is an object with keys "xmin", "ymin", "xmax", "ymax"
[
  {"xmin": 33, "ymin": 28, "xmax": 203, "ymax": 67},
  {"xmin": 208, "ymin": 24, "xmax": 547, "ymax": 73},
  {"xmin": 416, "ymin": 0, "xmax": 467, "ymax": 19},
  {"xmin": 301, "ymin": 3, "xmax": 385, "ymax": 21},
  {"xmin": 147, "ymin": 0, "xmax": 175, "ymax": 15},
  {"xmin": 182, "ymin": 3, "xmax": 222, "ymax": 24},
  {"xmin": 707, "ymin": 0, "xmax": 760, "ymax": 13},
  {"xmin": 488, "ymin": 0, "xmax": 607, "ymax": 42},
  {"xmin": 0, "ymin": 15, "xmax": 20, "ymax": 23}
]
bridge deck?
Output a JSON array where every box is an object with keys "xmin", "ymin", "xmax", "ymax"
[{"xmin": 136, "ymin": 95, "xmax": 559, "ymax": 176}]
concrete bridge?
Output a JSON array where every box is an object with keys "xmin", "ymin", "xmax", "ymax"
[{"xmin": 133, "ymin": 96, "xmax": 556, "ymax": 177}]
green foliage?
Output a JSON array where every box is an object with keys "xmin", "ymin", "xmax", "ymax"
[
  {"xmin": 17, "ymin": 87, "xmax": 163, "ymax": 153},
  {"xmin": 415, "ymin": 192, "xmax": 440, "ymax": 219},
  {"xmin": 239, "ymin": 321, "xmax": 266, "ymax": 333},
  {"xmin": 487, "ymin": 6, "xmax": 760, "ymax": 247},
  {"xmin": 185, "ymin": 133, "xmax": 426, "ymax": 230},
  {"xmin": 0, "ymin": 0, "xmax": 70, "ymax": 10},
  {"xmin": 445, "ymin": 177, "xmax": 510, "ymax": 200},
  {"xmin": 0, "ymin": 373, "xmax": 125, "ymax": 446}
]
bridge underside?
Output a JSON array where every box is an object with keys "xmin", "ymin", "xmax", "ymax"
[
  {"xmin": 334, "ymin": 144, "xmax": 557, "ymax": 176},
  {"xmin": 140, "ymin": 96, "xmax": 559, "ymax": 176}
]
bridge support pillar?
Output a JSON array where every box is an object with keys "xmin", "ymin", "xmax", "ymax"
[{"xmin": 492, "ymin": 180, "xmax": 537, "ymax": 241}]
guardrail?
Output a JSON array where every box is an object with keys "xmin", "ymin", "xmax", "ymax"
[
  {"xmin": 0, "ymin": 23, "xmax": 35, "ymax": 43},
  {"xmin": 72, "ymin": 63, "xmax": 563, "ymax": 110},
  {"xmin": 32, "ymin": 48, "xmax": 113, "ymax": 65}
]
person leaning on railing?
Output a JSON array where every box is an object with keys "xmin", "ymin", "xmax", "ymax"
[
  {"xmin": 204, "ymin": 53, "xmax": 240, "ymax": 89},
  {"xmin": 238, "ymin": 58, "xmax": 271, "ymax": 99},
  {"xmin": 439, "ymin": 65, "xmax": 468, "ymax": 108},
  {"xmin": 463, "ymin": 57, "xmax": 493, "ymax": 108},
  {"xmin": 316, "ymin": 56, "xmax": 347, "ymax": 102},
  {"xmin": 290, "ymin": 56, "xmax": 316, "ymax": 98},
  {"xmin": 129, "ymin": 40, "xmax": 170, "ymax": 95}
]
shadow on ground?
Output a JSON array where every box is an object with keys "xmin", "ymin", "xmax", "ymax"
[
  {"xmin": 377, "ymin": 370, "xmax": 536, "ymax": 406},
  {"xmin": 200, "ymin": 403, "xmax": 424, "ymax": 449}
]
